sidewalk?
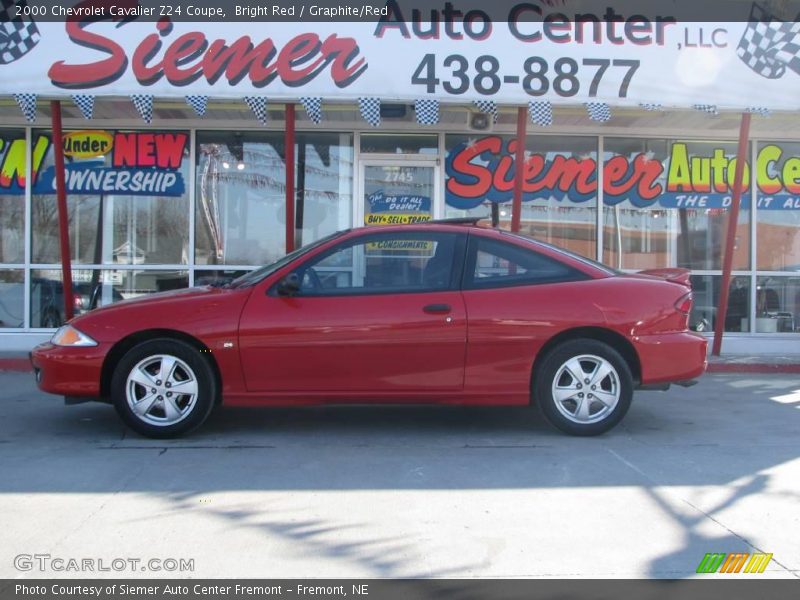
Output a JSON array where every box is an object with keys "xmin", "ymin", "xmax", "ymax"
[{"xmin": 3, "ymin": 351, "xmax": 800, "ymax": 374}]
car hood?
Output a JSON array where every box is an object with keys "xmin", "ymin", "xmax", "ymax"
[
  {"xmin": 68, "ymin": 284, "xmax": 251, "ymax": 343},
  {"xmin": 87, "ymin": 285, "xmax": 228, "ymax": 313}
]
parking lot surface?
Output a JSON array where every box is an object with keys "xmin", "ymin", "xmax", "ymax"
[{"xmin": 1, "ymin": 372, "xmax": 798, "ymax": 578}]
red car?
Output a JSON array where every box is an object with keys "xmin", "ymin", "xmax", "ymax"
[{"xmin": 31, "ymin": 219, "xmax": 706, "ymax": 438}]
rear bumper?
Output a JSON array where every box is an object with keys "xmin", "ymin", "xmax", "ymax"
[
  {"xmin": 30, "ymin": 342, "xmax": 106, "ymax": 398},
  {"xmin": 633, "ymin": 332, "xmax": 708, "ymax": 385}
]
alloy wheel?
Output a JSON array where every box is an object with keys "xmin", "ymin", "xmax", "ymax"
[
  {"xmin": 125, "ymin": 354, "xmax": 199, "ymax": 427},
  {"xmin": 551, "ymin": 354, "xmax": 621, "ymax": 425}
]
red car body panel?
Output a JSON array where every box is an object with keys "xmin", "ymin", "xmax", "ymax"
[
  {"xmin": 32, "ymin": 343, "xmax": 108, "ymax": 397},
  {"xmin": 238, "ymin": 290, "xmax": 468, "ymax": 393},
  {"xmin": 30, "ymin": 224, "xmax": 707, "ymax": 408}
]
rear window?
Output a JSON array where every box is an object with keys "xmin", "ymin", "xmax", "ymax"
[
  {"xmin": 465, "ymin": 235, "xmax": 589, "ymax": 289},
  {"xmin": 499, "ymin": 230, "xmax": 620, "ymax": 276}
]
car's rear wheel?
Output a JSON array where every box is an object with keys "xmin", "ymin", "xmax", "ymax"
[
  {"xmin": 111, "ymin": 339, "xmax": 217, "ymax": 438},
  {"xmin": 534, "ymin": 339, "xmax": 633, "ymax": 436}
]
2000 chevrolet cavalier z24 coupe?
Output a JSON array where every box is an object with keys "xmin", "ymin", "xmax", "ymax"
[{"xmin": 31, "ymin": 220, "xmax": 707, "ymax": 438}]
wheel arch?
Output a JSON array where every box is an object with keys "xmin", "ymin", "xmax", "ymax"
[
  {"xmin": 100, "ymin": 329, "xmax": 223, "ymax": 403},
  {"xmin": 530, "ymin": 326, "xmax": 642, "ymax": 401}
]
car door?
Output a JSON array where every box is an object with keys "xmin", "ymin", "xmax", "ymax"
[
  {"xmin": 238, "ymin": 230, "xmax": 468, "ymax": 394},
  {"xmin": 460, "ymin": 232, "xmax": 595, "ymax": 400}
]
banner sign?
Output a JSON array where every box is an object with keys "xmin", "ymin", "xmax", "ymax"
[
  {"xmin": 2, "ymin": 2, "xmax": 800, "ymax": 109},
  {"xmin": 445, "ymin": 136, "xmax": 800, "ymax": 210},
  {"xmin": 0, "ymin": 131, "xmax": 188, "ymax": 196}
]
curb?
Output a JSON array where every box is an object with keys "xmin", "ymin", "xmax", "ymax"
[
  {"xmin": 0, "ymin": 359, "xmax": 32, "ymax": 373},
  {"xmin": 706, "ymin": 363, "xmax": 800, "ymax": 374}
]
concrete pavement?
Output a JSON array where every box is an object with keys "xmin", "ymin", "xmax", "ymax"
[{"xmin": 0, "ymin": 371, "xmax": 799, "ymax": 579}]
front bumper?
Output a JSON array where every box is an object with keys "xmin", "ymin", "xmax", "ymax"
[
  {"xmin": 30, "ymin": 342, "xmax": 107, "ymax": 398},
  {"xmin": 633, "ymin": 331, "xmax": 708, "ymax": 385}
]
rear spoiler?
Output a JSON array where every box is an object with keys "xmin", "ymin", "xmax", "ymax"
[{"xmin": 636, "ymin": 268, "xmax": 692, "ymax": 287}]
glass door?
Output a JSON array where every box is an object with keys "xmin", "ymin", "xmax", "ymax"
[{"xmin": 358, "ymin": 161, "xmax": 439, "ymax": 228}]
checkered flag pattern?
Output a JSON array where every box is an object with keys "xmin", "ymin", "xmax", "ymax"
[
  {"xmin": 131, "ymin": 94, "xmax": 154, "ymax": 124},
  {"xmin": 746, "ymin": 106, "xmax": 771, "ymax": 116},
  {"xmin": 473, "ymin": 100, "xmax": 498, "ymax": 123},
  {"xmin": 414, "ymin": 99, "xmax": 440, "ymax": 125},
  {"xmin": 300, "ymin": 97, "xmax": 323, "ymax": 124},
  {"xmin": 13, "ymin": 93, "xmax": 35, "ymax": 122},
  {"xmin": 0, "ymin": 0, "xmax": 40, "ymax": 65},
  {"xmin": 693, "ymin": 104, "xmax": 719, "ymax": 115},
  {"xmin": 244, "ymin": 96, "xmax": 268, "ymax": 124},
  {"xmin": 585, "ymin": 102, "xmax": 611, "ymax": 122},
  {"xmin": 639, "ymin": 103, "xmax": 664, "ymax": 111},
  {"xmin": 528, "ymin": 101, "xmax": 553, "ymax": 127},
  {"xmin": 72, "ymin": 95, "xmax": 95, "ymax": 120},
  {"xmin": 736, "ymin": 3, "xmax": 800, "ymax": 79},
  {"xmin": 359, "ymin": 97, "xmax": 381, "ymax": 127},
  {"xmin": 185, "ymin": 95, "xmax": 208, "ymax": 117}
]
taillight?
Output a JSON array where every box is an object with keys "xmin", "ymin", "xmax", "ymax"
[
  {"xmin": 73, "ymin": 296, "xmax": 84, "ymax": 310},
  {"xmin": 675, "ymin": 292, "xmax": 693, "ymax": 315}
]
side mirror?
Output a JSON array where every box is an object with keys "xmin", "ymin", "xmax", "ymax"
[{"xmin": 277, "ymin": 272, "xmax": 301, "ymax": 296}]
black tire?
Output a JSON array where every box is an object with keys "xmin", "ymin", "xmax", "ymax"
[
  {"xmin": 111, "ymin": 339, "xmax": 217, "ymax": 438},
  {"xmin": 534, "ymin": 339, "xmax": 633, "ymax": 436}
]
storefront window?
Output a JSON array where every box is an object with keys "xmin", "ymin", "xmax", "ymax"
[
  {"xmin": 0, "ymin": 270, "xmax": 24, "ymax": 328},
  {"xmin": 31, "ymin": 129, "xmax": 190, "ymax": 265},
  {"xmin": 0, "ymin": 129, "xmax": 26, "ymax": 264},
  {"xmin": 445, "ymin": 134, "xmax": 598, "ymax": 258},
  {"xmin": 295, "ymin": 133, "xmax": 353, "ymax": 248},
  {"xmin": 754, "ymin": 276, "xmax": 799, "ymax": 333},
  {"xmin": 690, "ymin": 274, "xmax": 751, "ymax": 333},
  {"xmin": 756, "ymin": 141, "xmax": 800, "ymax": 271},
  {"xmin": 603, "ymin": 139, "xmax": 750, "ymax": 270},
  {"xmin": 30, "ymin": 269, "xmax": 188, "ymax": 328},
  {"xmin": 196, "ymin": 131, "xmax": 353, "ymax": 267}
]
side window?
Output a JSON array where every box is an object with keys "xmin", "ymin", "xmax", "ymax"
[
  {"xmin": 295, "ymin": 232, "xmax": 461, "ymax": 295},
  {"xmin": 466, "ymin": 236, "xmax": 587, "ymax": 289}
]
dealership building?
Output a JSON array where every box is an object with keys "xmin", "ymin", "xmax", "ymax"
[{"xmin": 1, "ymin": 5, "xmax": 800, "ymax": 353}]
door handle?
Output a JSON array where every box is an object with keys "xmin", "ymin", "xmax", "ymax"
[{"xmin": 423, "ymin": 303, "xmax": 451, "ymax": 314}]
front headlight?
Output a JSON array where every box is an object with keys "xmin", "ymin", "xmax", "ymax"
[{"xmin": 51, "ymin": 325, "xmax": 98, "ymax": 347}]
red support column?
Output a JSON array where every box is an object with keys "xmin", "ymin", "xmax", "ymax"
[
  {"xmin": 712, "ymin": 112, "xmax": 751, "ymax": 356},
  {"xmin": 510, "ymin": 106, "xmax": 528, "ymax": 233},
  {"xmin": 285, "ymin": 103, "xmax": 296, "ymax": 254},
  {"xmin": 50, "ymin": 100, "xmax": 75, "ymax": 322}
]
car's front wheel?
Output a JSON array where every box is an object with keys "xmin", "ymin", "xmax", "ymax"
[
  {"xmin": 111, "ymin": 339, "xmax": 217, "ymax": 438},
  {"xmin": 534, "ymin": 339, "xmax": 633, "ymax": 436}
]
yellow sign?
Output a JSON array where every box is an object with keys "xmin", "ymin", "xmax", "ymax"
[
  {"xmin": 63, "ymin": 130, "xmax": 113, "ymax": 159},
  {"xmin": 365, "ymin": 213, "xmax": 432, "ymax": 225}
]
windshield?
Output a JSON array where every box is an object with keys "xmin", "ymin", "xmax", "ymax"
[{"xmin": 227, "ymin": 230, "xmax": 349, "ymax": 288}]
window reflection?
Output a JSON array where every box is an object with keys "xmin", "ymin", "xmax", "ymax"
[
  {"xmin": 603, "ymin": 139, "xmax": 750, "ymax": 271},
  {"xmin": 756, "ymin": 141, "xmax": 800, "ymax": 271},
  {"xmin": 0, "ymin": 270, "xmax": 24, "ymax": 328},
  {"xmin": 0, "ymin": 130, "xmax": 26, "ymax": 264},
  {"xmin": 31, "ymin": 130, "xmax": 190, "ymax": 265},
  {"xmin": 196, "ymin": 131, "xmax": 352, "ymax": 266},
  {"xmin": 445, "ymin": 134, "xmax": 598, "ymax": 259},
  {"xmin": 29, "ymin": 269, "xmax": 188, "ymax": 328}
]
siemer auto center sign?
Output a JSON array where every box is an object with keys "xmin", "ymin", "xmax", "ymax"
[{"xmin": 3, "ymin": 0, "xmax": 800, "ymax": 110}]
